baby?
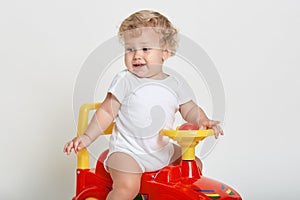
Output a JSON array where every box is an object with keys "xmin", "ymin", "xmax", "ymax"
[{"xmin": 64, "ymin": 10, "xmax": 223, "ymax": 200}]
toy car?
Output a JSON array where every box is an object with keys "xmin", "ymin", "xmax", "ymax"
[{"xmin": 71, "ymin": 103, "xmax": 242, "ymax": 200}]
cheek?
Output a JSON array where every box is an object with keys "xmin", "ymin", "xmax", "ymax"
[
  {"xmin": 124, "ymin": 54, "xmax": 131, "ymax": 65},
  {"xmin": 151, "ymin": 53, "xmax": 164, "ymax": 64},
  {"xmin": 151, "ymin": 51, "xmax": 164, "ymax": 61}
]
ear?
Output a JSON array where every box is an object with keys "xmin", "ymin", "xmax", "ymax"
[{"xmin": 162, "ymin": 49, "xmax": 171, "ymax": 62}]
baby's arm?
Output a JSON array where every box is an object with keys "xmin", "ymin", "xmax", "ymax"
[
  {"xmin": 179, "ymin": 100, "xmax": 224, "ymax": 138},
  {"xmin": 64, "ymin": 93, "xmax": 121, "ymax": 154}
]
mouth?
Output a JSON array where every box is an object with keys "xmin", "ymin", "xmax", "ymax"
[{"xmin": 133, "ymin": 63, "xmax": 146, "ymax": 68}]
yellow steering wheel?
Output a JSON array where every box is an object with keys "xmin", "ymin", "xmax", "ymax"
[{"xmin": 160, "ymin": 128, "xmax": 214, "ymax": 160}]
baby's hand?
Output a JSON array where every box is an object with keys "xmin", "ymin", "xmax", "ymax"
[
  {"xmin": 199, "ymin": 119, "xmax": 224, "ymax": 139},
  {"xmin": 63, "ymin": 134, "xmax": 92, "ymax": 155}
]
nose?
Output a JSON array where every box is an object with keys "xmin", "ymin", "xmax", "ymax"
[{"xmin": 133, "ymin": 49, "xmax": 143, "ymax": 60}]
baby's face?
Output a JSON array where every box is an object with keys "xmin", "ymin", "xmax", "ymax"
[{"xmin": 123, "ymin": 28, "xmax": 170, "ymax": 79}]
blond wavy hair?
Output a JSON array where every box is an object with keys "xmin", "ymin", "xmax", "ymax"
[{"xmin": 119, "ymin": 10, "xmax": 178, "ymax": 56}]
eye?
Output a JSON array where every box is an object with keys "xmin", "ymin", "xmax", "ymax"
[
  {"xmin": 126, "ymin": 48, "xmax": 135, "ymax": 52},
  {"xmin": 142, "ymin": 47, "xmax": 151, "ymax": 52}
]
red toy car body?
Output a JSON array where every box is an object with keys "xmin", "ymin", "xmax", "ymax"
[{"xmin": 72, "ymin": 103, "xmax": 242, "ymax": 200}]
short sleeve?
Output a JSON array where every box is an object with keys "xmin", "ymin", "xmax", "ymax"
[
  {"xmin": 108, "ymin": 70, "xmax": 128, "ymax": 103},
  {"xmin": 174, "ymin": 76, "xmax": 195, "ymax": 105}
]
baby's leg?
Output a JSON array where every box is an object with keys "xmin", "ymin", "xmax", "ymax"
[
  {"xmin": 106, "ymin": 152, "xmax": 142, "ymax": 200},
  {"xmin": 170, "ymin": 144, "xmax": 203, "ymax": 171},
  {"xmin": 169, "ymin": 143, "xmax": 182, "ymax": 165},
  {"xmin": 195, "ymin": 157, "xmax": 203, "ymax": 172}
]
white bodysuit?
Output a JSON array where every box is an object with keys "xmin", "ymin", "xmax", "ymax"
[{"xmin": 104, "ymin": 70, "xmax": 194, "ymax": 172}]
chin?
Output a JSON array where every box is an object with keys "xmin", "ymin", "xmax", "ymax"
[{"xmin": 130, "ymin": 70, "xmax": 147, "ymax": 78}]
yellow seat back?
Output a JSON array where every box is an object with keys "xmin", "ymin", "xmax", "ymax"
[{"xmin": 76, "ymin": 102, "xmax": 114, "ymax": 169}]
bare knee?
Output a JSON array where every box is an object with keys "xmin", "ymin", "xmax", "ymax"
[
  {"xmin": 112, "ymin": 178, "xmax": 140, "ymax": 198},
  {"xmin": 195, "ymin": 157, "xmax": 203, "ymax": 172},
  {"xmin": 170, "ymin": 144, "xmax": 182, "ymax": 165}
]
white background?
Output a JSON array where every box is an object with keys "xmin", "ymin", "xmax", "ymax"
[{"xmin": 1, "ymin": 0, "xmax": 299, "ymax": 199}]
